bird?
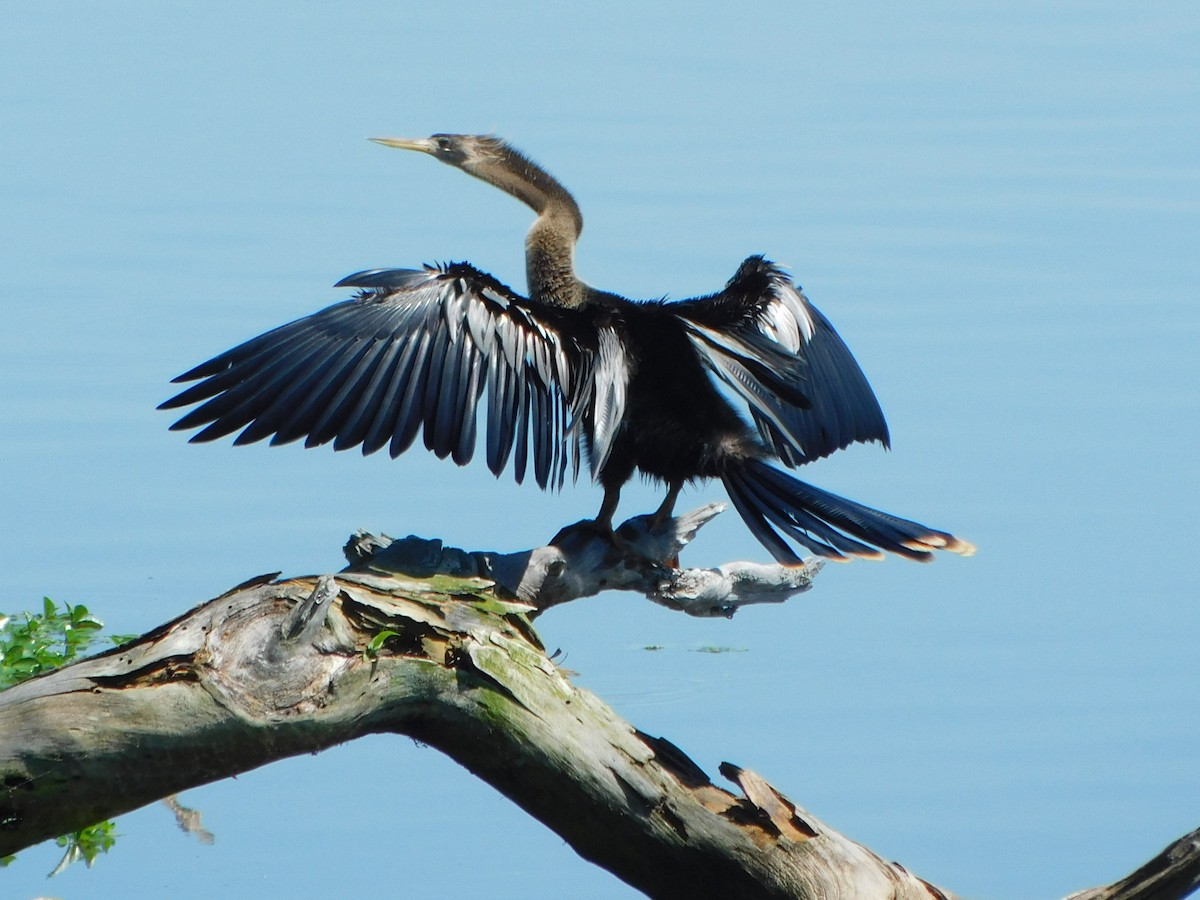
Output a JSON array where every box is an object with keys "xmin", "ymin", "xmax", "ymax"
[{"xmin": 160, "ymin": 133, "xmax": 974, "ymax": 564}]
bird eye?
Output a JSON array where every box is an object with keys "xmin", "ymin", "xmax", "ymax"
[{"xmin": 436, "ymin": 136, "xmax": 454, "ymax": 152}]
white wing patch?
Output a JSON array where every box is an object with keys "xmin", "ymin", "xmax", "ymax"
[
  {"xmin": 588, "ymin": 325, "xmax": 630, "ymax": 478},
  {"xmin": 755, "ymin": 278, "xmax": 816, "ymax": 351}
]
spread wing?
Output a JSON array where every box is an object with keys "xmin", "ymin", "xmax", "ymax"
[
  {"xmin": 674, "ymin": 255, "xmax": 890, "ymax": 466},
  {"xmin": 159, "ymin": 262, "xmax": 604, "ymax": 490}
]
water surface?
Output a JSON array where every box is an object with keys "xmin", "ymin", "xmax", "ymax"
[{"xmin": 2, "ymin": 3, "xmax": 1197, "ymax": 898}]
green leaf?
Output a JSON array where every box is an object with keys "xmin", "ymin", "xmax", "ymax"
[
  {"xmin": 2, "ymin": 598, "xmax": 125, "ymax": 869},
  {"xmin": 50, "ymin": 817, "xmax": 118, "ymax": 875},
  {"xmin": 365, "ymin": 629, "xmax": 402, "ymax": 658}
]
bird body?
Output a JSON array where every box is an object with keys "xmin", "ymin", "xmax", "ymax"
[
  {"xmin": 601, "ymin": 298, "xmax": 755, "ymax": 486},
  {"xmin": 161, "ymin": 134, "xmax": 973, "ymax": 564}
]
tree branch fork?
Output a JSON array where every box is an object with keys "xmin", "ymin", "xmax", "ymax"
[{"xmin": 1, "ymin": 507, "xmax": 1195, "ymax": 899}]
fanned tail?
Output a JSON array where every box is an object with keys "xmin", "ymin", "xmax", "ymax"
[{"xmin": 722, "ymin": 458, "xmax": 975, "ymax": 564}]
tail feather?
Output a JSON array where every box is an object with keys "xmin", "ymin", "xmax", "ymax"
[
  {"xmin": 750, "ymin": 464, "xmax": 942, "ymax": 560},
  {"xmin": 731, "ymin": 467, "xmax": 884, "ymax": 561},
  {"xmin": 723, "ymin": 459, "xmax": 975, "ymax": 564},
  {"xmin": 724, "ymin": 482, "xmax": 808, "ymax": 565}
]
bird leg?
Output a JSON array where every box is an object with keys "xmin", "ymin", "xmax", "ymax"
[
  {"xmin": 595, "ymin": 484, "xmax": 622, "ymax": 531},
  {"xmin": 651, "ymin": 481, "xmax": 684, "ymax": 528},
  {"xmin": 551, "ymin": 483, "xmax": 684, "ymax": 568},
  {"xmin": 634, "ymin": 481, "xmax": 686, "ymax": 568},
  {"xmin": 549, "ymin": 485, "xmax": 623, "ymax": 549},
  {"xmin": 597, "ymin": 482, "xmax": 692, "ymax": 558}
]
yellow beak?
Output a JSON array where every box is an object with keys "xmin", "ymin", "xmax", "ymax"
[{"xmin": 368, "ymin": 137, "xmax": 437, "ymax": 153}]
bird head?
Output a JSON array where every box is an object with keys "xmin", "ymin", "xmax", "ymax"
[
  {"xmin": 369, "ymin": 132, "xmax": 580, "ymax": 237},
  {"xmin": 370, "ymin": 133, "xmax": 509, "ymax": 175}
]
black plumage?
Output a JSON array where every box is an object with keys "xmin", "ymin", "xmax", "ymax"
[{"xmin": 161, "ymin": 134, "xmax": 973, "ymax": 563}]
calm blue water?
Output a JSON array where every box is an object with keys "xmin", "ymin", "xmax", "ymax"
[{"xmin": 3, "ymin": 3, "xmax": 1197, "ymax": 898}]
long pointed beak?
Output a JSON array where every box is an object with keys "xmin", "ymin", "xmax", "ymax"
[{"xmin": 369, "ymin": 137, "xmax": 436, "ymax": 154}]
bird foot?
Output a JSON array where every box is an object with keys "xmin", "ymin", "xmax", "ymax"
[
  {"xmin": 615, "ymin": 516, "xmax": 679, "ymax": 568},
  {"xmin": 615, "ymin": 505, "xmax": 726, "ymax": 570},
  {"xmin": 550, "ymin": 517, "xmax": 615, "ymax": 546},
  {"xmin": 549, "ymin": 519, "xmax": 628, "ymax": 563},
  {"xmin": 549, "ymin": 503, "xmax": 727, "ymax": 572}
]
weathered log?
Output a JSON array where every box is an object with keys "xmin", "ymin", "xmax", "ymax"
[
  {"xmin": 0, "ymin": 571, "xmax": 931, "ymax": 897},
  {"xmin": 1, "ymin": 514, "xmax": 1196, "ymax": 898}
]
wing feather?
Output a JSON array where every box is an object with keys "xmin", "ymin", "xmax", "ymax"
[
  {"xmin": 322, "ymin": 337, "xmax": 405, "ymax": 450},
  {"xmin": 676, "ymin": 256, "xmax": 889, "ymax": 466},
  {"xmin": 267, "ymin": 340, "xmax": 378, "ymax": 446},
  {"xmin": 160, "ymin": 263, "xmax": 600, "ymax": 489},
  {"xmin": 389, "ymin": 326, "xmax": 433, "ymax": 458}
]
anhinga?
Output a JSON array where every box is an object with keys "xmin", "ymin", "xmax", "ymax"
[{"xmin": 160, "ymin": 134, "xmax": 973, "ymax": 564}]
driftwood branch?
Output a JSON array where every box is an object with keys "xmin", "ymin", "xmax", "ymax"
[
  {"xmin": 346, "ymin": 504, "xmax": 823, "ymax": 617},
  {"xmin": 2, "ymin": 517, "xmax": 1196, "ymax": 898},
  {"xmin": 1066, "ymin": 828, "xmax": 1200, "ymax": 900}
]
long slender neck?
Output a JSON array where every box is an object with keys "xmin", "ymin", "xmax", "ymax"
[
  {"xmin": 526, "ymin": 207, "xmax": 585, "ymax": 308},
  {"xmin": 468, "ymin": 149, "xmax": 586, "ymax": 308}
]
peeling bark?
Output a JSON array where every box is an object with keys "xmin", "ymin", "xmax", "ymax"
[{"xmin": 1, "ymin": 518, "xmax": 1196, "ymax": 898}]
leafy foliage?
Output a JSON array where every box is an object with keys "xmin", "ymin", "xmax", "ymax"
[
  {"xmin": 0, "ymin": 598, "xmax": 131, "ymax": 873},
  {"xmin": 0, "ymin": 597, "xmax": 123, "ymax": 689},
  {"xmin": 50, "ymin": 821, "xmax": 119, "ymax": 876}
]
